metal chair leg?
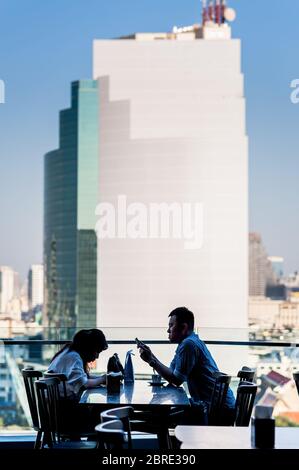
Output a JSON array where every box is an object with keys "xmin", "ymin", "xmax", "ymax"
[
  {"xmin": 157, "ymin": 427, "xmax": 173, "ymax": 449},
  {"xmin": 34, "ymin": 430, "xmax": 43, "ymax": 449}
]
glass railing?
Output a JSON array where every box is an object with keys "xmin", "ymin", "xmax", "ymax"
[{"xmin": 1, "ymin": 326, "xmax": 299, "ymax": 432}]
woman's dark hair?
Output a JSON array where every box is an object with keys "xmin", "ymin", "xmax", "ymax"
[{"xmin": 50, "ymin": 329, "xmax": 108, "ymax": 374}]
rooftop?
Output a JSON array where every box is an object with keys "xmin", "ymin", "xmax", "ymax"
[{"xmin": 117, "ymin": 23, "xmax": 231, "ymax": 41}]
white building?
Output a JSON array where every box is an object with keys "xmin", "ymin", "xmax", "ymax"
[
  {"xmin": 249, "ymin": 297, "xmax": 299, "ymax": 330},
  {"xmin": 93, "ymin": 21, "xmax": 248, "ymax": 330},
  {"xmin": 0, "ymin": 266, "xmax": 15, "ymax": 314},
  {"xmin": 28, "ymin": 264, "xmax": 44, "ymax": 309}
]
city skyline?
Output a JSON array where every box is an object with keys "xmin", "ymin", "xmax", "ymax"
[{"xmin": 1, "ymin": 0, "xmax": 299, "ymax": 280}]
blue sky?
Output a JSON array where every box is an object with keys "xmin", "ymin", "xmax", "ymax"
[{"xmin": 0, "ymin": 0, "xmax": 299, "ymax": 280}]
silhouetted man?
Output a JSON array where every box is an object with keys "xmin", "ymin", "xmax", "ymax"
[{"xmin": 138, "ymin": 306, "xmax": 235, "ymax": 424}]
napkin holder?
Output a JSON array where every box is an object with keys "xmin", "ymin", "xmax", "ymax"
[
  {"xmin": 251, "ymin": 405, "xmax": 275, "ymax": 448},
  {"xmin": 106, "ymin": 372, "xmax": 122, "ymax": 394}
]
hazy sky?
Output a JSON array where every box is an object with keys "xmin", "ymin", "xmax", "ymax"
[{"xmin": 0, "ymin": 0, "xmax": 299, "ymax": 280}]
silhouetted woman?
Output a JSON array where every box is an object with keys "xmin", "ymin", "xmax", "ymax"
[{"xmin": 48, "ymin": 329, "xmax": 108, "ymax": 400}]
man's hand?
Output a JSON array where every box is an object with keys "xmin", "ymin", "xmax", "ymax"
[
  {"xmin": 138, "ymin": 343, "xmax": 154, "ymax": 364},
  {"xmin": 137, "ymin": 343, "xmax": 180, "ymax": 385}
]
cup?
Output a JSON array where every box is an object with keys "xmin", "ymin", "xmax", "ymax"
[{"xmin": 151, "ymin": 374, "xmax": 162, "ymax": 384}]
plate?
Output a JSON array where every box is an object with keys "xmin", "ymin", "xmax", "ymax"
[{"xmin": 148, "ymin": 381, "xmax": 166, "ymax": 386}]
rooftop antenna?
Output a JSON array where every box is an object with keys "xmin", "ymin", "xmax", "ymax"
[
  {"xmin": 215, "ymin": 0, "xmax": 221, "ymax": 25},
  {"xmin": 220, "ymin": 0, "xmax": 226, "ymax": 23},
  {"xmin": 208, "ymin": 0, "xmax": 215, "ymax": 22},
  {"xmin": 202, "ymin": 0, "xmax": 208, "ymax": 25}
]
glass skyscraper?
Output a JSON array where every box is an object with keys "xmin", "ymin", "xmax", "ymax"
[{"xmin": 44, "ymin": 80, "xmax": 98, "ymax": 333}]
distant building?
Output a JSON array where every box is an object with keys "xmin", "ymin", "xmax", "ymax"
[
  {"xmin": 13, "ymin": 272, "xmax": 20, "ymax": 298},
  {"xmin": 283, "ymin": 271, "xmax": 299, "ymax": 288},
  {"xmin": 265, "ymin": 284, "xmax": 286, "ymax": 301},
  {"xmin": 275, "ymin": 302, "xmax": 299, "ymax": 328},
  {"xmin": 249, "ymin": 297, "xmax": 281, "ymax": 328},
  {"xmin": 44, "ymin": 80, "xmax": 98, "ymax": 332},
  {"xmin": 287, "ymin": 288, "xmax": 299, "ymax": 303},
  {"xmin": 0, "ymin": 347, "xmax": 17, "ymax": 425},
  {"xmin": 268, "ymin": 256, "xmax": 284, "ymax": 280},
  {"xmin": 28, "ymin": 264, "xmax": 44, "ymax": 310},
  {"xmin": 0, "ymin": 267, "xmax": 15, "ymax": 314},
  {"xmin": 278, "ymin": 272, "xmax": 299, "ymax": 303},
  {"xmin": 249, "ymin": 297, "xmax": 299, "ymax": 329},
  {"xmin": 249, "ymin": 233, "xmax": 276, "ymax": 297},
  {"xmin": 265, "ymin": 256, "xmax": 286, "ymax": 300}
]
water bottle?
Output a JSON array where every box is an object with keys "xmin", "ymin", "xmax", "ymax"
[{"xmin": 124, "ymin": 350, "xmax": 135, "ymax": 383}]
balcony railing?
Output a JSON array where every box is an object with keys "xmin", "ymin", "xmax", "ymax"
[{"xmin": 1, "ymin": 327, "xmax": 299, "ymax": 432}]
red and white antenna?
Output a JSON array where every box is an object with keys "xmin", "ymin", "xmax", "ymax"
[
  {"xmin": 208, "ymin": 0, "xmax": 214, "ymax": 22},
  {"xmin": 202, "ymin": 0, "xmax": 208, "ymax": 25},
  {"xmin": 215, "ymin": 0, "xmax": 221, "ymax": 25},
  {"xmin": 202, "ymin": 0, "xmax": 235, "ymax": 27},
  {"xmin": 220, "ymin": 0, "xmax": 226, "ymax": 23}
]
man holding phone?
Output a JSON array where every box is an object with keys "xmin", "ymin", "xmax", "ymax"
[{"xmin": 137, "ymin": 306, "xmax": 235, "ymax": 425}]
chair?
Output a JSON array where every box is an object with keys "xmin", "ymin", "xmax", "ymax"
[
  {"xmin": 234, "ymin": 381, "xmax": 257, "ymax": 426},
  {"xmin": 237, "ymin": 367, "xmax": 255, "ymax": 384},
  {"xmin": 209, "ymin": 372, "xmax": 232, "ymax": 425},
  {"xmin": 101, "ymin": 406, "xmax": 134, "ymax": 449},
  {"xmin": 101, "ymin": 406, "xmax": 162, "ymax": 449},
  {"xmin": 134, "ymin": 406, "xmax": 185, "ymax": 449},
  {"xmin": 95, "ymin": 419, "xmax": 125, "ymax": 450},
  {"xmin": 43, "ymin": 372, "xmax": 67, "ymax": 398},
  {"xmin": 43, "ymin": 371, "xmax": 97, "ymax": 440},
  {"xmin": 35, "ymin": 378, "xmax": 97, "ymax": 450},
  {"xmin": 293, "ymin": 372, "xmax": 299, "ymax": 395},
  {"xmin": 21, "ymin": 369, "xmax": 43, "ymax": 449}
]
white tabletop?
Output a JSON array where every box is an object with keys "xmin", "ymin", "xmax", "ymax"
[{"xmin": 175, "ymin": 426, "xmax": 299, "ymax": 449}]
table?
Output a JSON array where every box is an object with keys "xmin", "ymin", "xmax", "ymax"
[
  {"xmin": 80, "ymin": 380, "xmax": 190, "ymax": 448},
  {"xmin": 175, "ymin": 425, "xmax": 299, "ymax": 449},
  {"xmin": 80, "ymin": 380, "xmax": 190, "ymax": 408}
]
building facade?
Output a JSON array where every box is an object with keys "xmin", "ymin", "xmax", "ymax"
[
  {"xmin": 93, "ymin": 22, "xmax": 248, "ymax": 329},
  {"xmin": 28, "ymin": 264, "xmax": 44, "ymax": 309},
  {"xmin": 249, "ymin": 233, "xmax": 276, "ymax": 297},
  {"xmin": 268, "ymin": 256, "xmax": 284, "ymax": 280},
  {"xmin": 0, "ymin": 266, "xmax": 15, "ymax": 314},
  {"xmin": 44, "ymin": 80, "xmax": 98, "ymax": 332}
]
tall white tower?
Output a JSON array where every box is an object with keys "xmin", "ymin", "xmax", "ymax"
[
  {"xmin": 28, "ymin": 264, "xmax": 44, "ymax": 309},
  {"xmin": 0, "ymin": 266, "xmax": 15, "ymax": 314},
  {"xmin": 93, "ymin": 17, "xmax": 248, "ymax": 330}
]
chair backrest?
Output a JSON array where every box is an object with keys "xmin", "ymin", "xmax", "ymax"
[
  {"xmin": 22, "ymin": 369, "xmax": 43, "ymax": 430},
  {"xmin": 293, "ymin": 372, "xmax": 299, "ymax": 395},
  {"xmin": 101, "ymin": 406, "xmax": 134, "ymax": 449},
  {"xmin": 95, "ymin": 419, "xmax": 125, "ymax": 450},
  {"xmin": 209, "ymin": 372, "xmax": 232, "ymax": 425},
  {"xmin": 35, "ymin": 377, "xmax": 61, "ymax": 448},
  {"xmin": 234, "ymin": 382, "xmax": 257, "ymax": 426},
  {"xmin": 237, "ymin": 367, "xmax": 255, "ymax": 384},
  {"xmin": 43, "ymin": 372, "xmax": 68, "ymax": 399}
]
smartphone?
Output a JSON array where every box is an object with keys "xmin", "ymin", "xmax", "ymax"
[{"xmin": 135, "ymin": 338, "xmax": 146, "ymax": 348}]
